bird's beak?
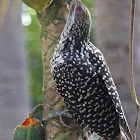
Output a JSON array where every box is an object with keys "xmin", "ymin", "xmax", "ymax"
[
  {"xmin": 71, "ymin": 0, "xmax": 78, "ymax": 23},
  {"xmin": 72, "ymin": 0, "xmax": 78, "ymax": 5}
]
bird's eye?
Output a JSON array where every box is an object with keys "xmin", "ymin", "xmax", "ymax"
[{"xmin": 76, "ymin": 6, "xmax": 82, "ymax": 12}]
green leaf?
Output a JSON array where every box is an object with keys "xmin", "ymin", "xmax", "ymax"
[{"xmin": 22, "ymin": 0, "xmax": 54, "ymax": 13}]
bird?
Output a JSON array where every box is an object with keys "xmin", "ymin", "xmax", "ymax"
[{"xmin": 50, "ymin": 0, "xmax": 132, "ymax": 139}]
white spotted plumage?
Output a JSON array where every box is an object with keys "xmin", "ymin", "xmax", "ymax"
[{"xmin": 50, "ymin": 0, "xmax": 132, "ymax": 140}]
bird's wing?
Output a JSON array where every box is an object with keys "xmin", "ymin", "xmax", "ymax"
[{"xmin": 88, "ymin": 42, "xmax": 132, "ymax": 140}]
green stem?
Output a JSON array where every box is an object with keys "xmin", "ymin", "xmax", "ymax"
[{"xmin": 29, "ymin": 104, "xmax": 44, "ymax": 118}]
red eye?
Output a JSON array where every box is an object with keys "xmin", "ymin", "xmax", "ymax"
[{"xmin": 76, "ymin": 6, "xmax": 82, "ymax": 12}]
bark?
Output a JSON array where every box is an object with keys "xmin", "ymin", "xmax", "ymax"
[
  {"xmin": 0, "ymin": 0, "xmax": 30, "ymax": 140},
  {"xmin": 39, "ymin": 0, "xmax": 82, "ymax": 139},
  {"xmin": 95, "ymin": 0, "xmax": 140, "ymax": 139}
]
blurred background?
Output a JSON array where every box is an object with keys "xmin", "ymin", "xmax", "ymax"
[{"xmin": 0, "ymin": 0, "xmax": 140, "ymax": 140}]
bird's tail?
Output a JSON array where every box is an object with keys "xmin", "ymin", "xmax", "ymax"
[
  {"xmin": 116, "ymin": 130, "xmax": 129, "ymax": 140},
  {"xmin": 120, "ymin": 117, "xmax": 133, "ymax": 140}
]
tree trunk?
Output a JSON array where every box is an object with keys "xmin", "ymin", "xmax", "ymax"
[
  {"xmin": 40, "ymin": 0, "xmax": 82, "ymax": 139},
  {"xmin": 95, "ymin": 0, "xmax": 140, "ymax": 139},
  {"xmin": 0, "ymin": 0, "xmax": 30, "ymax": 140}
]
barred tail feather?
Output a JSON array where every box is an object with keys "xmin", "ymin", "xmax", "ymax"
[
  {"xmin": 120, "ymin": 118, "xmax": 133, "ymax": 140},
  {"xmin": 116, "ymin": 130, "xmax": 127, "ymax": 140}
]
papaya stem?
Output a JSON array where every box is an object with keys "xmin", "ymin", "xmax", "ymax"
[{"xmin": 29, "ymin": 104, "xmax": 44, "ymax": 118}]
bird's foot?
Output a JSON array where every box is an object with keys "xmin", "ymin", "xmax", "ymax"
[{"xmin": 42, "ymin": 106, "xmax": 72, "ymax": 128}]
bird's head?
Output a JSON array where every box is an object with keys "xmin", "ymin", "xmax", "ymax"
[
  {"xmin": 65, "ymin": 0, "xmax": 91, "ymax": 41},
  {"xmin": 69, "ymin": 0, "xmax": 91, "ymax": 24}
]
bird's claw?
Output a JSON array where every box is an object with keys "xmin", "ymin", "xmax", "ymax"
[{"xmin": 42, "ymin": 106, "xmax": 72, "ymax": 129}]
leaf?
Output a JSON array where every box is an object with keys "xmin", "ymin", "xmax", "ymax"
[{"xmin": 22, "ymin": 0, "xmax": 54, "ymax": 13}]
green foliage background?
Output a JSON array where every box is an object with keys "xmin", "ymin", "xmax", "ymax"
[{"xmin": 22, "ymin": 5, "xmax": 43, "ymax": 120}]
